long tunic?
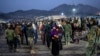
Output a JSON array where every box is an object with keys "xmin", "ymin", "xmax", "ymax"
[{"xmin": 51, "ymin": 29, "xmax": 59, "ymax": 56}]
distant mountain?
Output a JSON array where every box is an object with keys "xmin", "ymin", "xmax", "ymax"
[
  {"xmin": 0, "ymin": 4, "xmax": 100, "ymax": 19},
  {"xmin": 51, "ymin": 4, "xmax": 73, "ymax": 14},
  {"xmin": 51, "ymin": 4, "xmax": 100, "ymax": 16},
  {"xmin": 3, "ymin": 9, "xmax": 60, "ymax": 19}
]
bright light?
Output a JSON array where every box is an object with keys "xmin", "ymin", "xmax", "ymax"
[
  {"xmin": 72, "ymin": 8, "xmax": 76, "ymax": 12},
  {"xmin": 61, "ymin": 12, "xmax": 64, "ymax": 16}
]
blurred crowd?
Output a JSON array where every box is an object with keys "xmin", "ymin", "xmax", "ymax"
[{"xmin": 0, "ymin": 17, "xmax": 100, "ymax": 56}]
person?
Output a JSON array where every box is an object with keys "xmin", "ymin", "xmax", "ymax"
[
  {"xmin": 97, "ymin": 26, "xmax": 100, "ymax": 45},
  {"xmin": 81, "ymin": 24, "xmax": 89, "ymax": 40},
  {"xmin": 32, "ymin": 22, "xmax": 38, "ymax": 45},
  {"xmin": 26, "ymin": 23, "xmax": 34, "ymax": 49},
  {"xmin": 87, "ymin": 19, "xmax": 92, "ymax": 29},
  {"xmin": 58, "ymin": 27, "xmax": 63, "ymax": 50},
  {"xmin": 22, "ymin": 23, "xmax": 28, "ymax": 45},
  {"xmin": 86, "ymin": 19, "xmax": 98, "ymax": 56},
  {"xmin": 63, "ymin": 20, "xmax": 72, "ymax": 45},
  {"xmin": 5, "ymin": 23, "xmax": 17, "ymax": 52},
  {"xmin": 72, "ymin": 20, "xmax": 79, "ymax": 43},
  {"xmin": 39, "ymin": 21, "xmax": 45, "ymax": 45},
  {"xmin": 45, "ymin": 21, "xmax": 51, "ymax": 48},
  {"xmin": 61, "ymin": 19, "xmax": 66, "ymax": 43},
  {"xmin": 51, "ymin": 25, "xmax": 60, "ymax": 56},
  {"xmin": 14, "ymin": 23, "xmax": 22, "ymax": 47},
  {"xmin": 74, "ymin": 30, "xmax": 80, "ymax": 44}
]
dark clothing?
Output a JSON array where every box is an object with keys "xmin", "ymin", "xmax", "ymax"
[
  {"xmin": 52, "ymin": 39, "xmax": 59, "ymax": 56},
  {"xmin": 58, "ymin": 28, "xmax": 63, "ymax": 50},
  {"xmin": 51, "ymin": 28, "xmax": 60, "ymax": 56},
  {"xmin": 8, "ymin": 40, "xmax": 14, "ymax": 49},
  {"xmin": 27, "ymin": 28, "xmax": 34, "ymax": 38},
  {"xmin": 46, "ymin": 34, "xmax": 51, "ymax": 48},
  {"xmin": 72, "ymin": 23, "xmax": 79, "ymax": 42},
  {"xmin": 87, "ymin": 23, "xmax": 92, "ymax": 29},
  {"xmin": 34, "ymin": 30, "xmax": 38, "ymax": 44},
  {"xmin": 7, "ymin": 38, "xmax": 17, "ymax": 51},
  {"xmin": 59, "ymin": 38, "xmax": 63, "ymax": 50},
  {"xmin": 45, "ymin": 24, "xmax": 51, "ymax": 48},
  {"xmin": 22, "ymin": 25, "xmax": 28, "ymax": 45}
]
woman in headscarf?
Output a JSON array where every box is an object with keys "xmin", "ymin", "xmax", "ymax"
[{"xmin": 51, "ymin": 25, "xmax": 60, "ymax": 56}]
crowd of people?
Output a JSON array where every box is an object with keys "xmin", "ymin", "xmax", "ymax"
[{"xmin": 2, "ymin": 17, "xmax": 100, "ymax": 56}]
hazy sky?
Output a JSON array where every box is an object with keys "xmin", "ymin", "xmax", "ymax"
[{"xmin": 0, "ymin": 0, "xmax": 100, "ymax": 13}]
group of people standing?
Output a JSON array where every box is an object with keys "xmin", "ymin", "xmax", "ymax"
[
  {"xmin": 5, "ymin": 22, "xmax": 38, "ymax": 52},
  {"xmin": 4, "ymin": 17, "xmax": 100, "ymax": 56}
]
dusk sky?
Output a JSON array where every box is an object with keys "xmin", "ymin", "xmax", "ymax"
[{"xmin": 0, "ymin": 0, "xmax": 100, "ymax": 13}]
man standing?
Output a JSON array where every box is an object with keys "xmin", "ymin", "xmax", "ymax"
[
  {"xmin": 5, "ymin": 23, "xmax": 17, "ymax": 52},
  {"xmin": 26, "ymin": 23, "xmax": 34, "ymax": 49},
  {"xmin": 86, "ymin": 19, "xmax": 98, "ymax": 56},
  {"xmin": 22, "ymin": 23, "xmax": 28, "ymax": 45},
  {"xmin": 32, "ymin": 22, "xmax": 38, "ymax": 45},
  {"xmin": 14, "ymin": 23, "xmax": 22, "ymax": 47},
  {"xmin": 63, "ymin": 20, "xmax": 72, "ymax": 45},
  {"xmin": 45, "ymin": 21, "xmax": 51, "ymax": 48}
]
